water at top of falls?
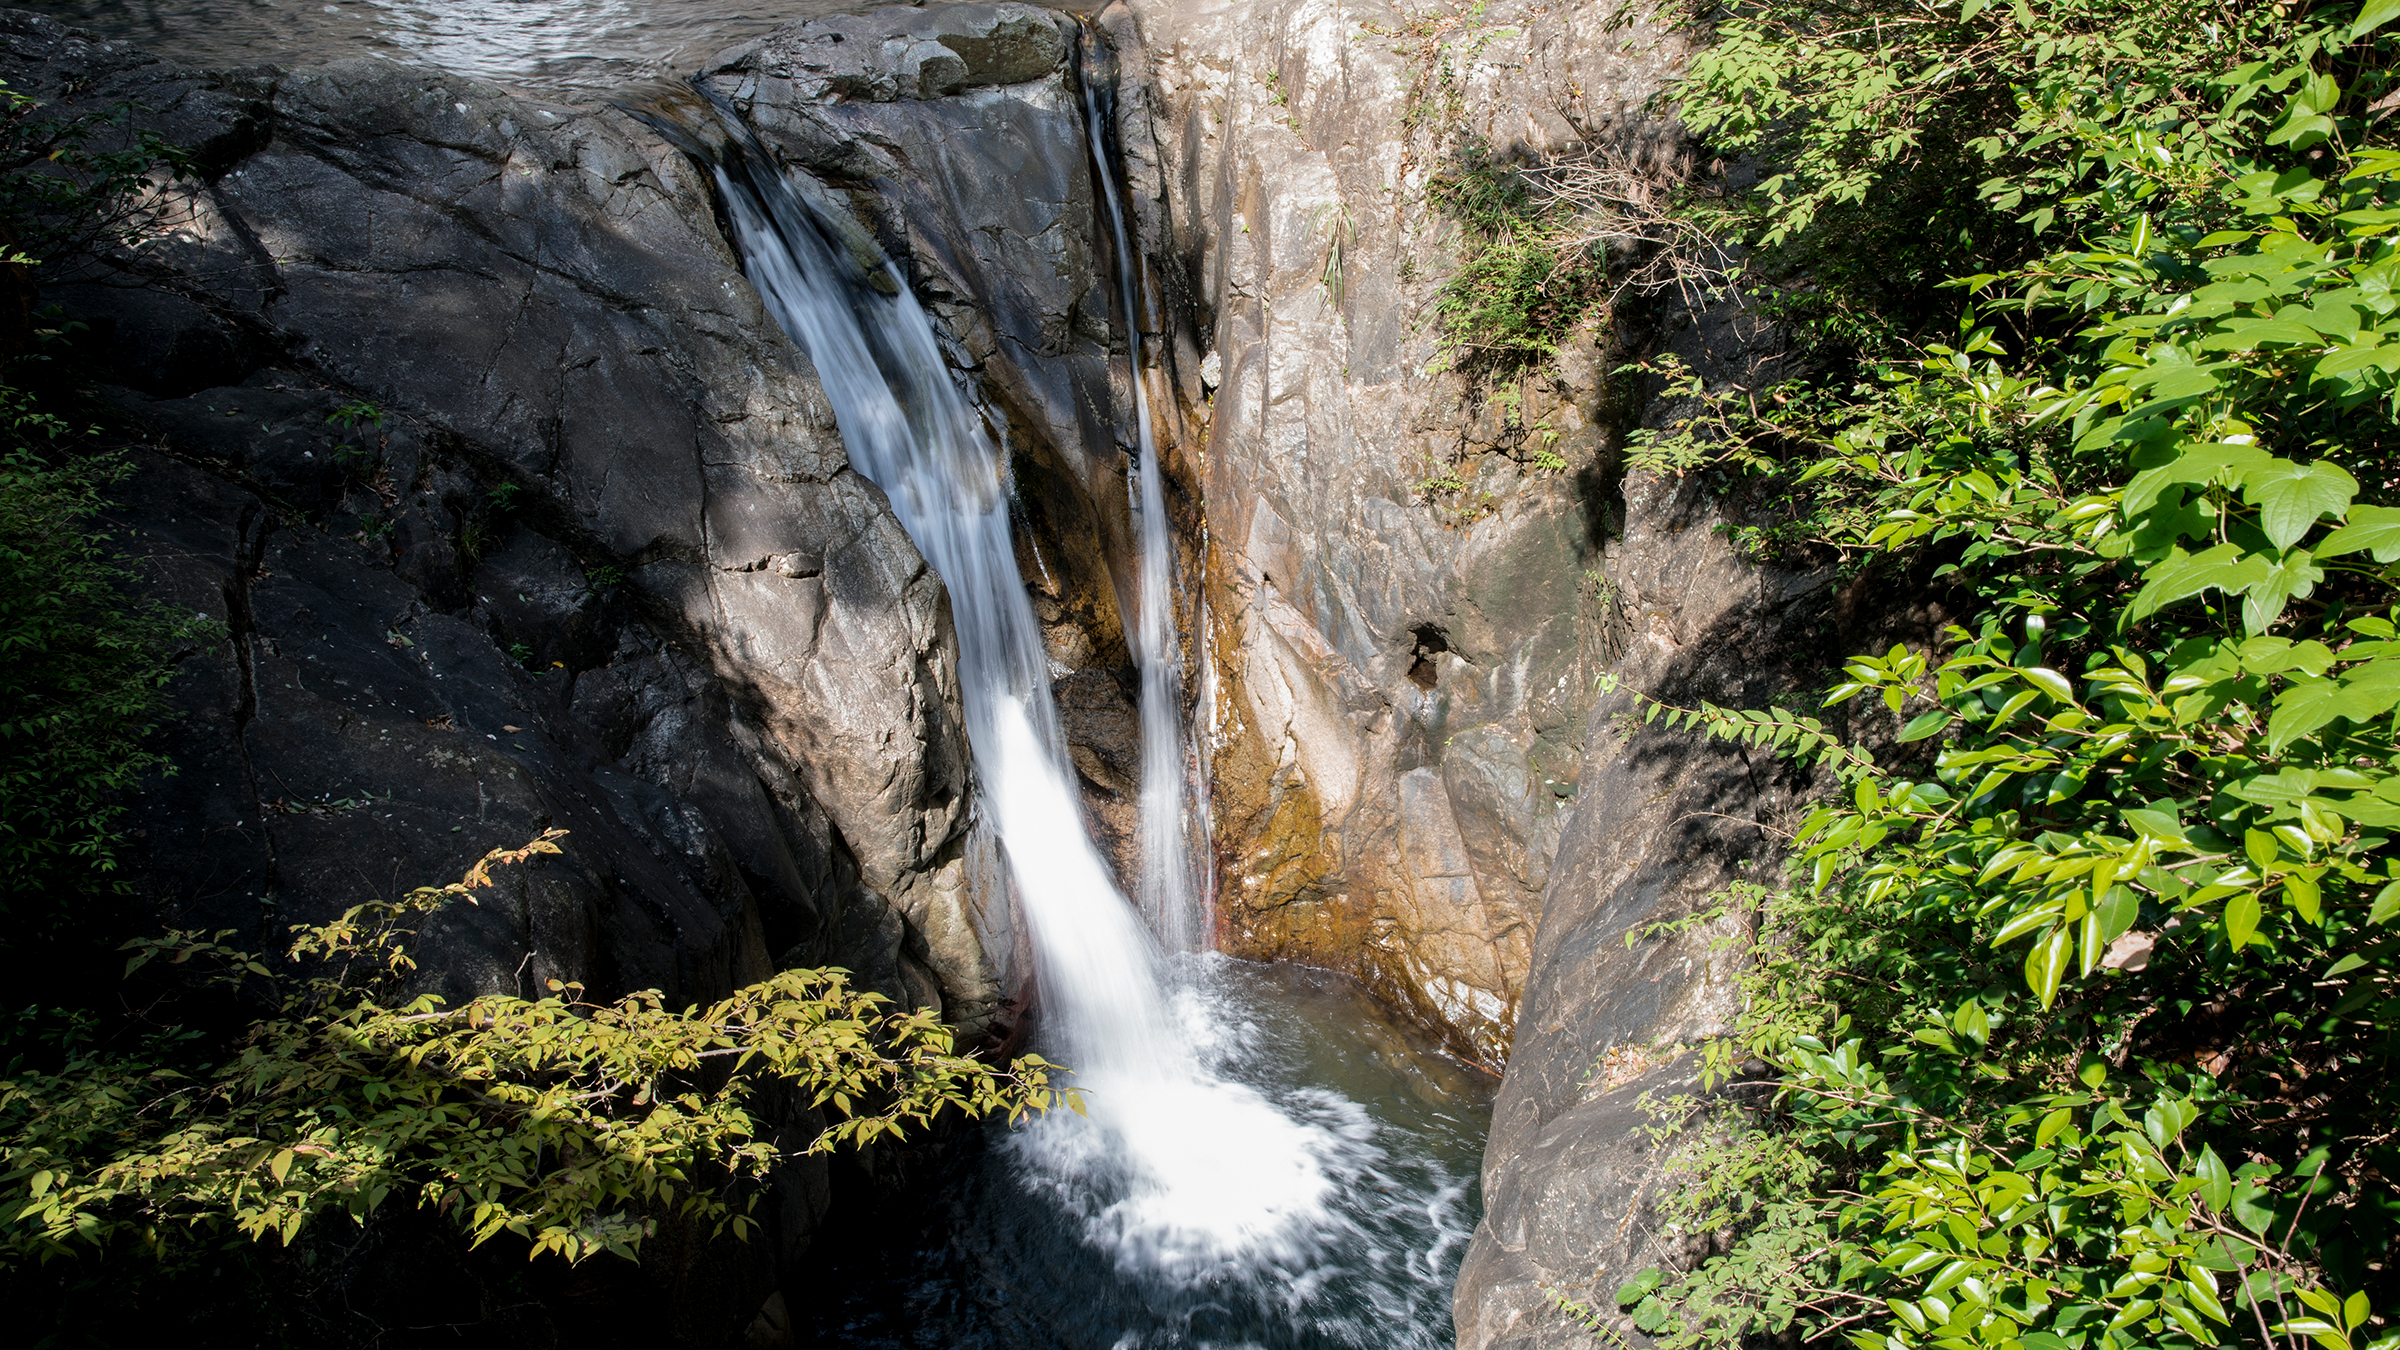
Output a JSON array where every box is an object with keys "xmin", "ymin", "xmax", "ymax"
[
  {"xmin": 10, "ymin": 0, "xmax": 1108, "ymax": 98},
  {"xmin": 710, "ymin": 137, "xmax": 1378, "ymax": 1281},
  {"xmin": 1079, "ymin": 36, "xmax": 1205, "ymax": 955}
]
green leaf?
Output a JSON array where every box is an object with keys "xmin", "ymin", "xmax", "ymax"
[
  {"xmin": 2125, "ymin": 362, "xmax": 2227, "ymax": 416},
  {"xmin": 2231, "ymin": 770, "xmax": 2320, "ymax": 806},
  {"xmin": 2196, "ymin": 1145, "xmax": 2233, "ymax": 1212},
  {"xmin": 1616, "ymin": 1268, "xmax": 1664, "ymax": 1306},
  {"xmin": 2244, "ymin": 549, "xmax": 2325, "ymax": 636},
  {"xmin": 1952, "ymin": 1000, "xmax": 1991, "ymax": 1044},
  {"xmin": 1993, "ymin": 902, "xmax": 2067, "ymax": 945},
  {"xmin": 2237, "ymin": 637, "xmax": 2337, "ymax": 676},
  {"xmin": 2369, "ymin": 880, "xmax": 2400, "ymax": 925},
  {"xmin": 2097, "ymin": 885, "xmax": 2141, "ymax": 942},
  {"xmin": 2268, "ymin": 671, "xmax": 2400, "ymax": 751},
  {"xmin": 2120, "ymin": 807, "xmax": 2187, "ymax": 844},
  {"xmin": 2358, "ymin": 0, "xmax": 2400, "ymax": 37},
  {"xmin": 2025, "ymin": 924, "xmax": 2074, "ymax": 1007},
  {"xmin": 2309, "ymin": 340, "xmax": 2400, "ymax": 377},
  {"xmin": 2285, "ymin": 870, "xmax": 2323, "ymax": 923},
  {"xmin": 2243, "ymin": 460, "xmax": 2359, "ymax": 551},
  {"xmin": 2317, "ymin": 504, "xmax": 2400, "ymax": 562},
  {"xmin": 2023, "ymin": 667, "xmax": 2077, "ymax": 703},
  {"xmin": 2130, "ymin": 544, "xmax": 2271, "ymax": 624},
  {"xmin": 1899, "ymin": 709, "xmax": 1953, "ymax": 741},
  {"xmin": 2232, "ymin": 1174, "xmax": 2279, "ymax": 1233},
  {"xmin": 2225, "ymin": 891, "xmax": 2263, "ymax": 949},
  {"xmin": 2123, "ymin": 441, "xmax": 2268, "ymax": 514}
]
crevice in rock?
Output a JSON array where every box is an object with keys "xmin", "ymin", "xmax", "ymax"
[{"xmin": 1405, "ymin": 622, "xmax": 1451, "ymax": 691}]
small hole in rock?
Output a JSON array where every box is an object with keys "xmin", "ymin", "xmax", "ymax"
[{"xmin": 1406, "ymin": 623, "xmax": 1450, "ymax": 690}]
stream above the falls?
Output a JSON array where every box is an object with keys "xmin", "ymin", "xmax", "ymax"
[
  {"xmin": 803, "ymin": 957, "xmax": 1494, "ymax": 1350},
  {"xmin": 12, "ymin": 0, "xmax": 1102, "ymax": 95}
]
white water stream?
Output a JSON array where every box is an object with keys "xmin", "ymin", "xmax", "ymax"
[
  {"xmin": 1080, "ymin": 51, "xmax": 1205, "ymax": 955},
  {"xmin": 713, "ymin": 137, "xmax": 1364, "ymax": 1281}
]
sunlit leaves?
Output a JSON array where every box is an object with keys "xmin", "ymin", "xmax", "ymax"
[
  {"xmin": 2245, "ymin": 461, "xmax": 2360, "ymax": 549},
  {"xmin": 1610, "ymin": 7, "xmax": 2400, "ymax": 1350},
  {"xmin": 0, "ymin": 836, "xmax": 1070, "ymax": 1266}
]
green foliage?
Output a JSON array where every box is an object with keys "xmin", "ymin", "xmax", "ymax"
[
  {"xmin": 1368, "ymin": 3, "xmax": 1610, "ymax": 375},
  {"xmin": 0, "ymin": 79, "xmax": 187, "ymax": 270},
  {"xmin": 1597, "ymin": 5, "xmax": 2400, "ymax": 1350},
  {"xmin": 0, "ymin": 75, "xmax": 212, "ymax": 929},
  {"xmin": 1659, "ymin": 0, "xmax": 2400, "ymax": 341},
  {"xmin": 0, "ymin": 428, "xmax": 215, "ymax": 917},
  {"xmin": 0, "ymin": 834, "xmax": 1074, "ymax": 1267},
  {"xmin": 325, "ymin": 400, "xmax": 380, "ymax": 431},
  {"xmin": 1427, "ymin": 147, "xmax": 1611, "ymax": 373}
]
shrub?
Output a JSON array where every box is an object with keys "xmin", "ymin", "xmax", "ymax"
[
  {"xmin": 0, "ymin": 834, "xmax": 1074, "ymax": 1266},
  {"xmin": 0, "ymin": 421, "xmax": 212, "ymax": 922},
  {"xmin": 1596, "ymin": 4, "xmax": 2400, "ymax": 1350}
]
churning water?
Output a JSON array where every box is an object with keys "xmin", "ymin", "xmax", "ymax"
[{"xmin": 801, "ymin": 958, "xmax": 1491, "ymax": 1350}]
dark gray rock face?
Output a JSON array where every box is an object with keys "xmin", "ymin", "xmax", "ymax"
[{"xmin": 2, "ymin": 9, "xmax": 1035, "ymax": 1340}]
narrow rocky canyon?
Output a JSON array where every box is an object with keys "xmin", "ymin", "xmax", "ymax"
[{"xmin": 0, "ymin": 1, "xmax": 1913, "ymax": 1344}]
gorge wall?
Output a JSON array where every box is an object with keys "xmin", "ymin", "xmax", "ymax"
[
  {"xmin": 1110, "ymin": 1, "xmax": 1928, "ymax": 1343},
  {"xmin": 1122, "ymin": 0, "xmax": 1696, "ymax": 1069}
]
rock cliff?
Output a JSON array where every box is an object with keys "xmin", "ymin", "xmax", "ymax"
[
  {"xmin": 2, "ymin": 9, "xmax": 1029, "ymax": 1340},
  {"xmin": 1109, "ymin": 1, "xmax": 1930, "ymax": 1343},
  {"xmin": 1123, "ymin": 0, "xmax": 1687, "ymax": 1069}
]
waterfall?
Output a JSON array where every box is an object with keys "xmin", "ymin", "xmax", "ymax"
[
  {"xmin": 702, "ymin": 114, "xmax": 1357, "ymax": 1280},
  {"xmin": 1078, "ymin": 28, "xmax": 1203, "ymax": 954}
]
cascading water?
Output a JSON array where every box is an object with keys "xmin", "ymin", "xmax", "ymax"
[
  {"xmin": 1078, "ymin": 30, "xmax": 1204, "ymax": 954},
  {"xmin": 696, "ymin": 73, "xmax": 1485, "ymax": 1347},
  {"xmin": 709, "ymin": 114, "xmax": 1348, "ymax": 1268}
]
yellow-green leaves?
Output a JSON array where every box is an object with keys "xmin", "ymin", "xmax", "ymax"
[
  {"xmin": 2024, "ymin": 925, "xmax": 2075, "ymax": 1007},
  {"xmin": 0, "ymin": 838, "xmax": 1069, "ymax": 1267}
]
